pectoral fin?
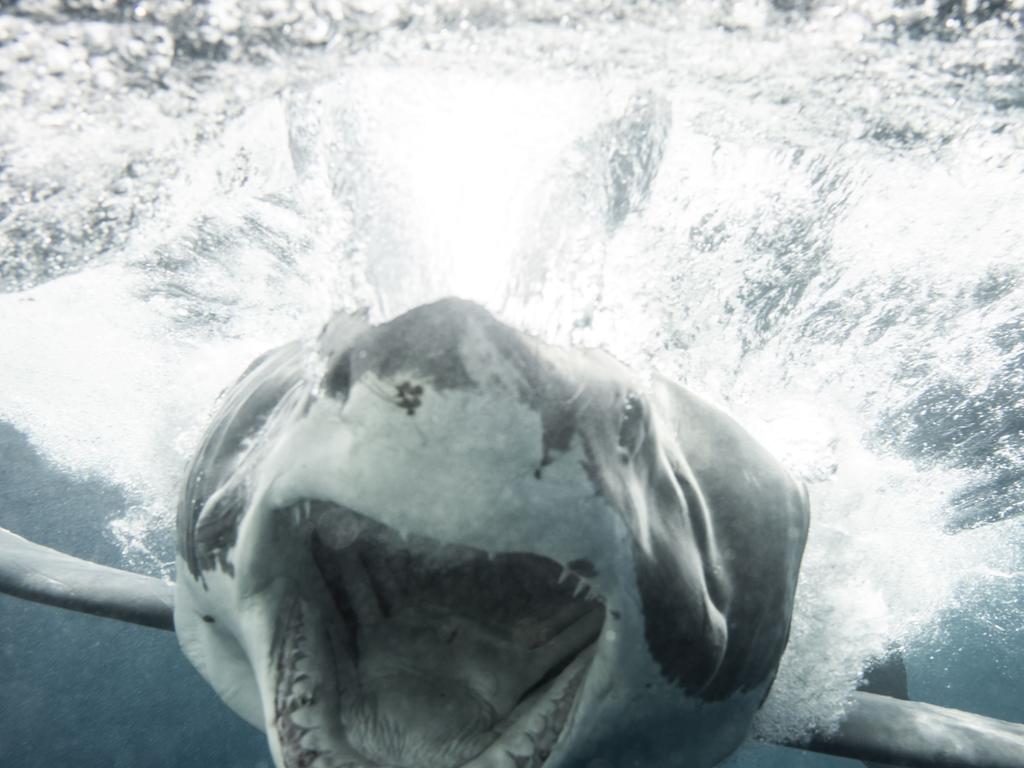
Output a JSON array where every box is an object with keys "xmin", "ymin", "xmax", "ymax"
[
  {"xmin": 0, "ymin": 526, "xmax": 174, "ymax": 631},
  {"xmin": 774, "ymin": 691, "xmax": 1024, "ymax": 768}
]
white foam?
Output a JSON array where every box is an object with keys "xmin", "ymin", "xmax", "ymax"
[{"xmin": 2, "ymin": 12, "xmax": 1022, "ymax": 734}]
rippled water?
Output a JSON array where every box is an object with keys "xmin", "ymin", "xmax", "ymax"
[{"xmin": 1, "ymin": 1, "xmax": 1022, "ymax": 766}]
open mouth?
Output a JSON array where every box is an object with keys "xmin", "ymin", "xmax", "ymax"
[{"xmin": 270, "ymin": 500, "xmax": 605, "ymax": 768}]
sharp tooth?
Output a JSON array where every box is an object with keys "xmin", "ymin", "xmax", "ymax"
[
  {"xmin": 290, "ymin": 676, "xmax": 316, "ymax": 700},
  {"xmin": 300, "ymin": 725, "xmax": 326, "ymax": 751},
  {"xmin": 285, "ymin": 690, "xmax": 315, "ymax": 712},
  {"xmin": 573, "ymin": 580, "xmax": 588, "ymax": 599},
  {"xmin": 504, "ymin": 744, "xmax": 540, "ymax": 768},
  {"xmin": 290, "ymin": 705, "xmax": 319, "ymax": 729},
  {"xmin": 294, "ymin": 654, "xmax": 318, "ymax": 680}
]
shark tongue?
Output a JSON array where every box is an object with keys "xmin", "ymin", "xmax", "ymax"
[{"xmin": 340, "ymin": 673, "xmax": 497, "ymax": 768}]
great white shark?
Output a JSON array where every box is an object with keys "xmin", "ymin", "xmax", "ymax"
[{"xmin": 1, "ymin": 298, "xmax": 1022, "ymax": 768}]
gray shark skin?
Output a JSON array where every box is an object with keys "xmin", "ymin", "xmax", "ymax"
[
  {"xmin": 1, "ymin": 298, "xmax": 1022, "ymax": 768},
  {"xmin": 174, "ymin": 298, "xmax": 808, "ymax": 768}
]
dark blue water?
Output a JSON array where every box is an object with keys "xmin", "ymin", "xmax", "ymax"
[{"xmin": 0, "ymin": 423, "xmax": 267, "ymax": 767}]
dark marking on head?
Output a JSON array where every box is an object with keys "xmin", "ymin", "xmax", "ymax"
[
  {"xmin": 202, "ymin": 614, "xmax": 216, "ymax": 624},
  {"xmin": 568, "ymin": 558, "xmax": 597, "ymax": 578},
  {"xmin": 472, "ymin": 310, "xmax": 596, "ymax": 478},
  {"xmin": 333, "ymin": 300, "xmax": 605, "ymax": 478},
  {"xmin": 395, "ymin": 381, "xmax": 424, "ymax": 416},
  {"xmin": 341, "ymin": 300, "xmax": 479, "ymax": 394}
]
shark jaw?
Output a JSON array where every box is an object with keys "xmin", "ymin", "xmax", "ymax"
[{"xmin": 260, "ymin": 500, "xmax": 606, "ymax": 768}]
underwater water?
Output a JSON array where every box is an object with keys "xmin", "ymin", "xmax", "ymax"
[{"xmin": 0, "ymin": 0, "xmax": 1022, "ymax": 766}]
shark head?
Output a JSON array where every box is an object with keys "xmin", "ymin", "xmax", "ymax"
[{"xmin": 174, "ymin": 299, "xmax": 808, "ymax": 768}]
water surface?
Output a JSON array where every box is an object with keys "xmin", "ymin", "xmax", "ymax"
[{"xmin": 0, "ymin": 1, "xmax": 1022, "ymax": 766}]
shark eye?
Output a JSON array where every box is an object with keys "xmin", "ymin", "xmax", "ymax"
[{"xmin": 618, "ymin": 393, "xmax": 646, "ymax": 461}]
